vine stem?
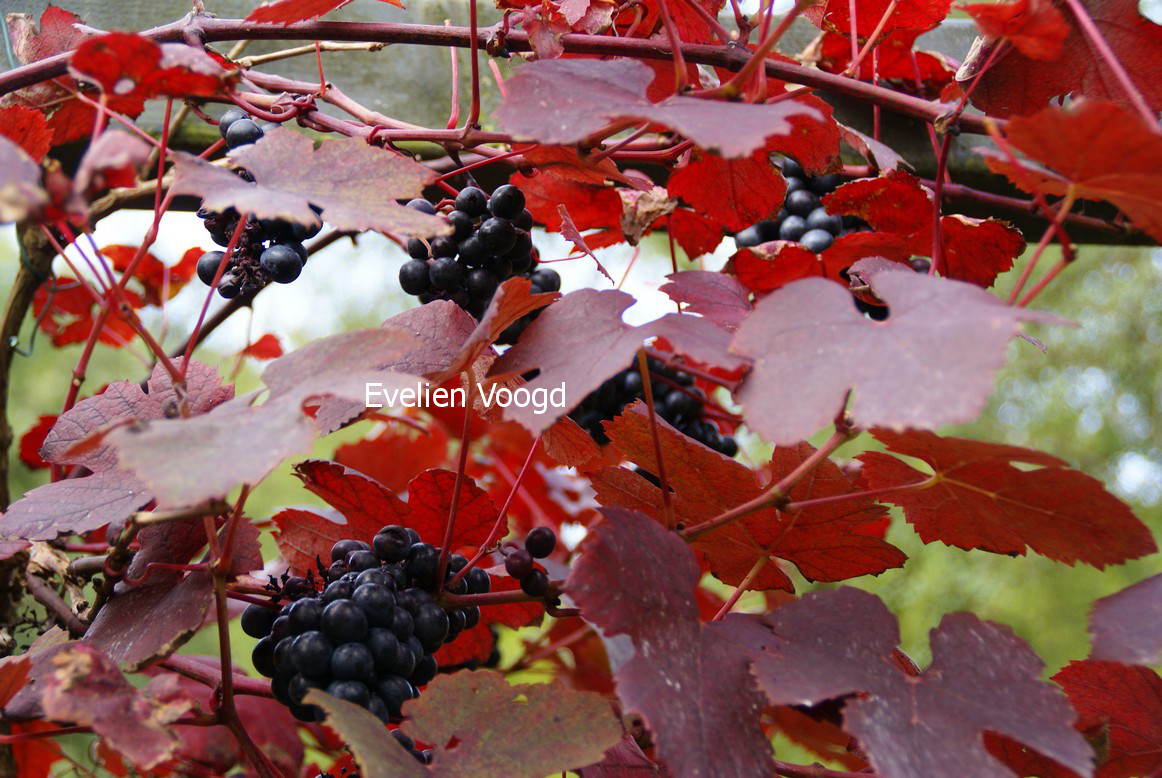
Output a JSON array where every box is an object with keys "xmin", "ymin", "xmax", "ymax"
[
  {"xmin": 929, "ymin": 132, "xmax": 953, "ymax": 275},
  {"xmin": 0, "ymin": 19, "xmax": 999, "ymax": 134},
  {"xmin": 436, "ymin": 373, "xmax": 476, "ymax": 586},
  {"xmin": 712, "ymin": 556, "xmax": 767, "ymax": 620},
  {"xmin": 656, "ymin": 0, "xmax": 691, "ymax": 92},
  {"xmin": 638, "ymin": 348, "xmax": 675, "ymax": 528},
  {"xmin": 160, "ymin": 655, "xmax": 273, "ymax": 699},
  {"xmin": 1059, "ymin": 0, "xmax": 1155, "ymax": 125},
  {"xmin": 681, "ymin": 420, "xmax": 855, "ymax": 541},
  {"xmin": 1006, "ymin": 192, "xmax": 1077, "ymax": 304},
  {"xmin": 447, "ymin": 434, "xmax": 541, "ymax": 591}
]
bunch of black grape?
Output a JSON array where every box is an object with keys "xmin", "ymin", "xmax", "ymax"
[
  {"xmin": 500, "ymin": 527, "xmax": 557, "ymax": 597},
  {"xmin": 194, "ymin": 109, "xmax": 321, "ymax": 298},
  {"xmin": 397, "ymin": 185, "xmax": 559, "ymax": 343},
  {"xmin": 734, "ymin": 159, "xmax": 866, "ymax": 254},
  {"xmin": 241, "ymin": 525, "xmax": 489, "ymax": 726},
  {"xmin": 568, "ymin": 358, "xmax": 738, "ymax": 456}
]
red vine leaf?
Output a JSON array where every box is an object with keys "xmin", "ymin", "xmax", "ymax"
[
  {"xmin": 490, "ymin": 289, "xmax": 746, "ymax": 433},
  {"xmin": 400, "ymin": 670, "xmax": 622, "ymax": 775},
  {"xmin": 295, "ymin": 459, "xmax": 409, "ymax": 531},
  {"xmin": 0, "ymin": 105, "xmax": 52, "ymax": 161},
  {"xmin": 660, "ymin": 271, "xmax": 752, "ymax": 331},
  {"xmin": 248, "ymin": 0, "xmax": 404, "ymax": 26},
  {"xmin": 69, "ymin": 34, "xmax": 231, "ymax": 101},
  {"xmin": 404, "ymin": 469, "xmax": 499, "ymax": 550},
  {"xmin": 310, "ymin": 670, "xmax": 621, "ymax": 776},
  {"xmin": 730, "ymin": 265, "xmax": 1067, "ymax": 444},
  {"xmin": 567, "ymin": 507, "xmax": 777, "ymax": 777},
  {"xmin": 838, "ymin": 123, "xmax": 909, "ymax": 173},
  {"xmin": 273, "ymin": 508, "xmax": 364, "ymax": 575},
  {"xmin": 171, "ymin": 129, "xmax": 450, "ymax": 238},
  {"xmin": 805, "ymin": 0, "xmax": 952, "ymax": 36},
  {"xmin": 964, "ymin": 0, "xmax": 1162, "ymax": 116},
  {"xmin": 939, "ymin": 215, "xmax": 1026, "ymax": 287},
  {"xmin": 1052, "ymin": 660, "xmax": 1162, "ymax": 778},
  {"xmin": 0, "ymin": 655, "xmax": 31, "ymax": 710},
  {"xmin": 592, "ymin": 405, "xmax": 904, "ymax": 591},
  {"xmin": 823, "ymin": 170, "xmax": 933, "ymax": 235},
  {"xmin": 578, "ymin": 734, "xmax": 671, "ymax": 777},
  {"xmin": 100, "ymin": 244, "xmax": 199, "ymax": 307},
  {"xmin": 980, "ymin": 100, "xmax": 1162, "ymax": 242},
  {"xmin": 1, "ymin": 361, "xmax": 231, "ymax": 540},
  {"xmin": 668, "ymin": 208, "xmax": 724, "ymax": 259},
  {"xmin": 747, "ymin": 587, "xmax": 1094, "ymax": 778},
  {"xmin": 1090, "ymin": 573, "xmax": 1162, "ymax": 666},
  {"xmin": 18, "ymin": 415, "xmax": 56, "ymax": 470},
  {"xmin": 960, "ymin": 0, "xmax": 1069, "ymax": 59},
  {"xmin": 667, "ymin": 150, "xmax": 785, "ymax": 233},
  {"xmin": 498, "ymin": 59, "xmax": 827, "ymax": 159},
  {"xmin": 856, "ymin": 428, "xmax": 1156, "ymax": 567},
  {"xmin": 334, "ymin": 423, "xmax": 451, "ymax": 493},
  {"xmin": 40, "ymin": 644, "xmax": 189, "ymax": 770},
  {"xmin": 239, "ymin": 333, "xmax": 285, "ymax": 360}
]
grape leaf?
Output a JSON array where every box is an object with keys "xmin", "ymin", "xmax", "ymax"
[
  {"xmin": 824, "ymin": 170, "xmax": 934, "ymax": 235},
  {"xmin": 857, "ymin": 428, "xmax": 1156, "ymax": 567},
  {"xmin": 660, "ymin": 271, "xmax": 752, "ymax": 331},
  {"xmin": 579, "ymin": 735, "xmax": 671, "ymax": 777},
  {"xmin": 490, "ymin": 289, "xmax": 745, "ymax": 433},
  {"xmin": 306, "ymin": 691, "xmax": 426, "ymax": 778},
  {"xmin": 0, "ymin": 361, "xmax": 232, "ymax": 541},
  {"xmin": 0, "ymin": 105, "xmax": 51, "ymax": 161},
  {"xmin": 171, "ymin": 128, "xmax": 450, "ymax": 238},
  {"xmin": 667, "ymin": 149, "xmax": 784, "ymax": 233},
  {"xmin": 248, "ymin": 0, "xmax": 404, "ymax": 26},
  {"xmin": 40, "ymin": 644, "xmax": 189, "ymax": 770},
  {"xmin": 838, "ymin": 123, "xmax": 908, "ymax": 173},
  {"xmin": 400, "ymin": 670, "xmax": 622, "ymax": 775},
  {"xmin": 592, "ymin": 405, "xmax": 904, "ymax": 591},
  {"xmin": 238, "ymin": 333, "xmax": 284, "ymax": 361},
  {"xmin": 497, "ymin": 58, "xmax": 826, "ymax": 159},
  {"xmin": 0, "ymin": 655, "xmax": 31, "ymax": 710},
  {"xmin": 83, "ymin": 520, "xmax": 258, "ymax": 670},
  {"xmin": 103, "ymin": 328, "xmax": 428, "ymax": 508},
  {"xmin": 0, "ymin": 133, "xmax": 46, "ymax": 223},
  {"xmin": 1090, "ymin": 573, "xmax": 1162, "ymax": 665},
  {"xmin": 960, "ymin": 0, "xmax": 1069, "ymax": 59},
  {"xmin": 335, "ymin": 423, "xmax": 451, "ymax": 494},
  {"xmin": 729, "ymin": 263, "xmax": 1067, "ymax": 445},
  {"xmin": 309, "ymin": 670, "xmax": 620, "ymax": 777},
  {"xmin": 295, "ymin": 460, "xmax": 409, "ymax": 530},
  {"xmin": 939, "ymin": 215, "xmax": 1026, "ymax": 287},
  {"xmin": 69, "ymin": 33, "xmax": 231, "ymax": 100},
  {"xmin": 667, "ymin": 208, "xmax": 724, "ymax": 259},
  {"xmin": 1053, "ymin": 660, "xmax": 1162, "ymax": 778},
  {"xmin": 403, "ymin": 469, "xmax": 499, "ymax": 550},
  {"xmin": 567, "ymin": 507, "xmax": 778, "ymax": 777},
  {"xmin": 980, "ymin": 100, "xmax": 1162, "ymax": 242},
  {"xmin": 965, "ymin": 0, "xmax": 1162, "ymax": 116},
  {"xmin": 746, "ymin": 587, "xmax": 1094, "ymax": 778},
  {"xmin": 805, "ymin": 0, "xmax": 952, "ymax": 36},
  {"xmin": 272, "ymin": 507, "xmax": 366, "ymax": 575}
]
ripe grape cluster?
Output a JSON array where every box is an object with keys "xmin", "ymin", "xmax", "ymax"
[
  {"xmin": 569, "ymin": 358, "xmax": 738, "ymax": 456},
  {"xmin": 501, "ymin": 527, "xmax": 557, "ymax": 597},
  {"xmin": 734, "ymin": 159, "xmax": 866, "ymax": 254},
  {"xmin": 241, "ymin": 524, "xmax": 488, "ymax": 727},
  {"xmin": 194, "ymin": 109, "xmax": 321, "ymax": 298},
  {"xmin": 398, "ymin": 185, "xmax": 558, "ymax": 343}
]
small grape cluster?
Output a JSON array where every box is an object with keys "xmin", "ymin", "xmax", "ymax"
[
  {"xmin": 241, "ymin": 525, "xmax": 488, "ymax": 727},
  {"xmin": 397, "ymin": 185, "xmax": 559, "ymax": 343},
  {"xmin": 568, "ymin": 358, "xmax": 738, "ymax": 456},
  {"xmin": 734, "ymin": 159, "xmax": 866, "ymax": 254},
  {"xmin": 194, "ymin": 109, "xmax": 321, "ymax": 298},
  {"xmin": 500, "ymin": 527, "xmax": 557, "ymax": 597}
]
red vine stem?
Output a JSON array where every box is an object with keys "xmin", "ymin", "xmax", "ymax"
[
  {"xmin": 681, "ymin": 420, "xmax": 856, "ymax": 541},
  {"xmin": 436, "ymin": 376, "xmax": 476, "ymax": 586},
  {"xmin": 1006, "ymin": 192, "xmax": 1077, "ymax": 304},
  {"xmin": 712, "ymin": 556, "xmax": 767, "ymax": 620},
  {"xmin": 929, "ymin": 132, "xmax": 953, "ymax": 275},
  {"xmin": 447, "ymin": 434, "xmax": 541, "ymax": 591},
  {"xmin": 0, "ymin": 19, "xmax": 999, "ymax": 135},
  {"xmin": 638, "ymin": 348, "xmax": 675, "ymax": 528}
]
